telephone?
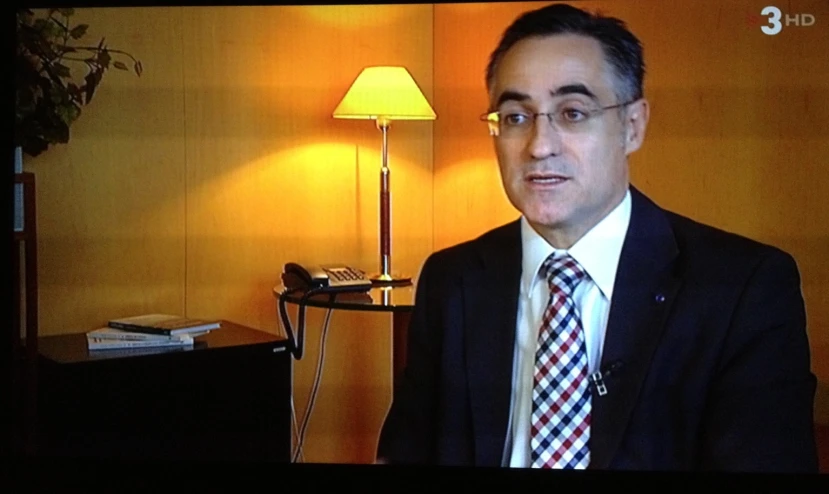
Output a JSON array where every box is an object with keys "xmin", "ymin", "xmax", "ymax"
[
  {"xmin": 282, "ymin": 262, "xmax": 372, "ymax": 293},
  {"xmin": 279, "ymin": 262, "xmax": 372, "ymax": 361}
]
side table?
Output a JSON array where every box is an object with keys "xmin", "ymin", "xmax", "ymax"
[{"xmin": 273, "ymin": 284, "xmax": 414, "ymax": 390}]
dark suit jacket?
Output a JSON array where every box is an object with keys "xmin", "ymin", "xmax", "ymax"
[{"xmin": 377, "ymin": 187, "xmax": 818, "ymax": 472}]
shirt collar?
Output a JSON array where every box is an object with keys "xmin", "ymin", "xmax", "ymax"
[{"xmin": 520, "ymin": 188, "xmax": 631, "ymax": 300}]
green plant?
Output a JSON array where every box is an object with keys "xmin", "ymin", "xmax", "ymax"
[{"xmin": 15, "ymin": 8, "xmax": 143, "ymax": 157}]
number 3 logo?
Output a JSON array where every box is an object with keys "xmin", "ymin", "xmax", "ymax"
[{"xmin": 762, "ymin": 6, "xmax": 783, "ymax": 35}]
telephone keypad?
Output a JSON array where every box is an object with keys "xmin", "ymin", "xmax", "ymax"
[{"xmin": 323, "ymin": 266, "xmax": 369, "ymax": 287}]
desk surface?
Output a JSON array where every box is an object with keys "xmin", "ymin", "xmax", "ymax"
[
  {"xmin": 39, "ymin": 320, "xmax": 290, "ymax": 365},
  {"xmin": 274, "ymin": 284, "xmax": 415, "ymax": 312}
]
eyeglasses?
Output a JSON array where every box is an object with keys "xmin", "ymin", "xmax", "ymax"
[{"xmin": 480, "ymin": 100, "xmax": 636, "ymax": 137}]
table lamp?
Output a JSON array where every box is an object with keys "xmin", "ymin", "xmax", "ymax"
[{"xmin": 333, "ymin": 66, "xmax": 436, "ymax": 285}]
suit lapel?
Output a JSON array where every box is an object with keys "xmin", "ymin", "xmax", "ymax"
[
  {"xmin": 463, "ymin": 221, "xmax": 523, "ymax": 467},
  {"xmin": 588, "ymin": 187, "xmax": 682, "ymax": 469}
]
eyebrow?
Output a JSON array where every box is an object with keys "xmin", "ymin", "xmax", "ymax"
[
  {"xmin": 551, "ymin": 84, "xmax": 598, "ymax": 101},
  {"xmin": 493, "ymin": 84, "xmax": 599, "ymax": 109},
  {"xmin": 493, "ymin": 90, "xmax": 531, "ymax": 108}
]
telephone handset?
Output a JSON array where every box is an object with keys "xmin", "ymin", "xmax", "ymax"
[{"xmin": 282, "ymin": 262, "xmax": 372, "ymax": 293}]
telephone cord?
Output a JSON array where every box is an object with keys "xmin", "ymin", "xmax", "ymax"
[{"xmin": 292, "ymin": 305, "xmax": 334, "ymax": 463}]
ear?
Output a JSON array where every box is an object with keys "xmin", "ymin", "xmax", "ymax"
[{"xmin": 623, "ymin": 98, "xmax": 650, "ymax": 155}]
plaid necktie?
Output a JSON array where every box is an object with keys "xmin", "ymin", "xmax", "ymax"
[{"xmin": 530, "ymin": 254, "xmax": 591, "ymax": 469}]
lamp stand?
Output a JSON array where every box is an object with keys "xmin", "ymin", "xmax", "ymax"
[{"xmin": 372, "ymin": 117, "xmax": 411, "ymax": 286}]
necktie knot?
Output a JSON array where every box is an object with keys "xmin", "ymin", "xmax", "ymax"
[{"xmin": 540, "ymin": 254, "xmax": 586, "ymax": 297}]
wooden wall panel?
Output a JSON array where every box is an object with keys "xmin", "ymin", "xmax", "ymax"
[
  {"xmin": 433, "ymin": 0, "xmax": 829, "ymax": 420},
  {"xmin": 433, "ymin": 2, "xmax": 550, "ymax": 253},
  {"xmin": 26, "ymin": 8, "xmax": 187, "ymax": 336}
]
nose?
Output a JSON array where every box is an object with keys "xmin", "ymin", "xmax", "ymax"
[{"xmin": 526, "ymin": 114, "xmax": 562, "ymax": 159}]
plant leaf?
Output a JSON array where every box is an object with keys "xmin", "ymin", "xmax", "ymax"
[
  {"xmin": 57, "ymin": 8, "xmax": 75, "ymax": 17},
  {"xmin": 52, "ymin": 120, "xmax": 70, "ymax": 143},
  {"xmin": 18, "ymin": 10, "xmax": 35, "ymax": 24},
  {"xmin": 113, "ymin": 61, "xmax": 128, "ymax": 71},
  {"xmin": 42, "ymin": 18, "xmax": 63, "ymax": 39},
  {"xmin": 25, "ymin": 137, "xmax": 49, "ymax": 157},
  {"xmin": 84, "ymin": 70, "xmax": 102, "ymax": 103},
  {"xmin": 56, "ymin": 102, "xmax": 80, "ymax": 126},
  {"xmin": 69, "ymin": 24, "xmax": 88, "ymax": 39},
  {"xmin": 67, "ymin": 82, "xmax": 82, "ymax": 99},
  {"xmin": 134, "ymin": 60, "xmax": 143, "ymax": 77},
  {"xmin": 53, "ymin": 63, "xmax": 71, "ymax": 78},
  {"xmin": 48, "ymin": 85, "xmax": 63, "ymax": 104},
  {"xmin": 97, "ymin": 49, "xmax": 111, "ymax": 69},
  {"xmin": 32, "ymin": 18, "xmax": 50, "ymax": 32}
]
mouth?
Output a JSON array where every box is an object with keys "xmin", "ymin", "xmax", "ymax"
[{"xmin": 525, "ymin": 172, "xmax": 570, "ymax": 185}]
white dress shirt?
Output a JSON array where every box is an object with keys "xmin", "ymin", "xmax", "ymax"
[{"xmin": 503, "ymin": 189, "xmax": 632, "ymax": 467}]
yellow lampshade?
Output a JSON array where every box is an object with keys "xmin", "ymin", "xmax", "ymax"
[{"xmin": 333, "ymin": 66, "xmax": 436, "ymax": 121}]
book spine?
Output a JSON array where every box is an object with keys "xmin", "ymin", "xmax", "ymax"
[
  {"xmin": 92, "ymin": 332, "xmax": 174, "ymax": 341},
  {"xmin": 87, "ymin": 338, "xmax": 192, "ymax": 350},
  {"xmin": 107, "ymin": 321, "xmax": 172, "ymax": 336}
]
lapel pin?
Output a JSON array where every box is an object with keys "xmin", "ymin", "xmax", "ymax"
[{"xmin": 654, "ymin": 293, "xmax": 666, "ymax": 303}]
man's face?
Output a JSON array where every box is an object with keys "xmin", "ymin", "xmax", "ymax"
[{"xmin": 488, "ymin": 34, "xmax": 648, "ymax": 248}]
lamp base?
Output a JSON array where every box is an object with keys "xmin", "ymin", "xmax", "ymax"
[{"xmin": 370, "ymin": 273, "xmax": 412, "ymax": 287}]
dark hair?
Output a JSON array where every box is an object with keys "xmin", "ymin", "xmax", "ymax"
[{"xmin": 485, "ymin": 3, "xmax": 645, "ymax": 104}]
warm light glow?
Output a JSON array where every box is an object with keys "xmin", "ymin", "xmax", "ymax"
[{"xmin": 333, "ymin": 66, "xmax": 436, "ymax": 121}]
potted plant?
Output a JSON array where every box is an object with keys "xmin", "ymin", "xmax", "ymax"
[{"xmin": 15, "ymin": 7, "xmax": 143, "ymax": 157}]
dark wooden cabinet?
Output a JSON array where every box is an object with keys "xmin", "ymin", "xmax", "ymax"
[{"xmin": 35, "ymin": 321, "xmax": 292, "ymax": 462}]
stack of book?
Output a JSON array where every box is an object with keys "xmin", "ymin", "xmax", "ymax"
[{"xmin": 86, "ymin": 314, "xmax": 222, "ymax": 351}]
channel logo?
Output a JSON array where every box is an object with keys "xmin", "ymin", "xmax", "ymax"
[{"xmin": 746, "ymin": 6, "xmax": 816, "ymax": 35}]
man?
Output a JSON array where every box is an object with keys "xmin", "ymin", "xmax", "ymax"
[{"xmin": 377, "ymin": 3, "xmax": 817, "ymax": 471}]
